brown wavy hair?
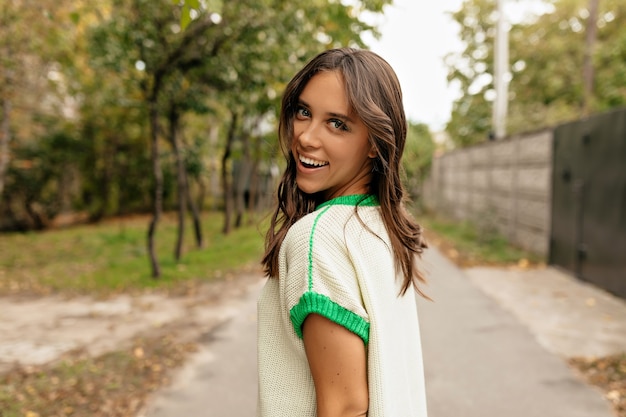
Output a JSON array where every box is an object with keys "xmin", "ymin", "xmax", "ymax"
[{"xmin": 261, "ymin": 47, "xmax": 428, "ymax": 296}]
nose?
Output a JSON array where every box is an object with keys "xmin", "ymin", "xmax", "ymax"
[{"xmin": 296, "ymin": 121, "xmax": 321, "ymax": 149}]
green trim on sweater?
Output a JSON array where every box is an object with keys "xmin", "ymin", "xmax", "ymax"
[
  {"xmin": 292, "ymin": 197, "xmax": 374, "ymax": 345},
  {"xmin": 308, "ymin": 205, "xmax": 331, "ymax": 292},
  {"xmin": 316, "ymin": 194, "xmax": 379, "ymax": 209},
  {"xmin": 290, "ymin": 292, "xmax": 370, "ymax": 344}
]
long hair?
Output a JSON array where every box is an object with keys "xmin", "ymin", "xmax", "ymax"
[{"xmin": 262, "ymin": 47, "xmax": 428, "ymax": 296}]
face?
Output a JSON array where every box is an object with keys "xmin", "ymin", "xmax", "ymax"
[{"xmin": 291, "ymin": 70, "xmax": 375, "ymax": 201}]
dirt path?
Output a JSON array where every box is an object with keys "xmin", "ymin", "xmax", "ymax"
[{"xmin": 0, "ymin": 272, "xmax": 265, "ymax": 375}]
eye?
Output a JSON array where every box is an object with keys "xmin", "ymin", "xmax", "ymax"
[
  {"xmin": 296, "ymin": 106, "xmax": 311, "ymax": 119},
  {"xmin": 329, "ymin": 119, "xmax": 349, "ymax": 131}
]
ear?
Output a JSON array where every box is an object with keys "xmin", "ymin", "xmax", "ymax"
[{"xmin": 368, "ymin": 145, "xmax": 377, "ymax": 159}]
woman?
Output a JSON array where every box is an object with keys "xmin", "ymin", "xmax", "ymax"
[{"xmin": 258, "ymin": 47, "xmax": 429, "ymax": 417}]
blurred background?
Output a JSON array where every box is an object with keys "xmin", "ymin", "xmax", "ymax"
[
  {"xmin": 0, "ymin": 0, "xmax": 624, "ymax": 291},
  {"xmin": 1, "ymin": 0, "xmax": 624, "ymax": 292},
  {"xmin": 0, "ymin": 1, "xmax": 625, "ymax": 416},
  {"xmin": 0, "ymin": 0, "xmax": 621, "ymax": 227}
]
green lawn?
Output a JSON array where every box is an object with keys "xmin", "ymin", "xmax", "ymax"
[
  {"xmin": 0, "ymin": 208, "xmax": 545, "ymax": 297},
  {"xmin": 0, "ymin": 212, "xmax": 268, "ymax": 296},
  {"xmin": 418, "ymin": 212, "xmax": 544, "ymax": 267}
]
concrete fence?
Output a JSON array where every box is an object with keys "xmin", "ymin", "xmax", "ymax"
[{"xmin": 423, "ymin": 129, "xmax": 554, "ymax": 256}]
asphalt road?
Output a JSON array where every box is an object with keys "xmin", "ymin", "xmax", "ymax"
[
  {"xmin": 138, "ymin": 280, "xmax": 261, "ymax": 417},
  {"xmin": 139, "ymin": 246, "xmax": 619, "ymax": 417},
  {"xmin": 416, "ymin": 248, "xmax": 614, "ymax": 417}
]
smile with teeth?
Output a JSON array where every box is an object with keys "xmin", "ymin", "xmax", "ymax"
[{"xmin": 299, "ymin": 154, "xmax": 329, "ymax": 168}]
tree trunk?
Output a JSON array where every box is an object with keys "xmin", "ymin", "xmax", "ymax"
[
  {"xmin": 185, "ymin": 174, "xmax": 204, "ymax": 248},
  {"xmin": 235, "ymin": 130, "xmax": 253, "ymax": 229},
  {"xmin": 233, "ymin": 158, "xmax": 246, "ymax": 229},
  {"xmin": 208, "ymin": 126, "xmax": 219, "ymax": 211},
  {"xmin": 248, "ymin": 136, "xmax": 262, "ymax": 220},
  {"xmin": 234, "ymin": 132, "xmax": 250, "ymax": 229},
  {"xmin": 147, "ymin": 94, "xmax": 163, "ymax": 278},
  {"xmin": 582, "ymin": 0, "xmax": 599, "ymax": 116},
  {"xmin": 248, "ymin": 159, "xmax": 260, "ymax": 221},
  {"xmin": 222, "ymin": 112, "xmax": 238, "ymax": 234},
  {"xmin": 196, "ymin": 173, "xmax": 207, "ymax": 213},
  {"xmin": 168, "ymin": 105, "xmax": 187, "ymax": 261},
  {"xmin": 0, "ymin": 97, "xmax": 11, "ymax": 201},
  {"xmin": 92, "ymin": 137, "xmax": 115, "ymax": 222}
]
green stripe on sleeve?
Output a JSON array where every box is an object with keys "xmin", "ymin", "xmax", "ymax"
[
  {"xmin": 290, "ymin": 292, "xmax": 370, "ymax": 345},
  {"xmin": 308, "ymin": 205, "xmax": 331, "ymax": 292}
]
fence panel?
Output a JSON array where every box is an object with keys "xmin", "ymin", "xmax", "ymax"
[{"xmin": 550, "ymin": 108, "xmax": 626, "ymax": 298}]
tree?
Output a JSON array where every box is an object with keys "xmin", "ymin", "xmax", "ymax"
[
  {"xmin": 508, "ymin": 0, "xmax": 625, "ymax": 127},
  {"xmin": 0, "ymin": 1, "xmax": 89, "ymax": 227},
  {"xmin": 593, "ymin": 0, "xmax": 626, "ymax": 110},
  {"xmin": 181, "ymin": 0, "xmax": 392, "ymax": 234},
  {"xmin": 444, "ymin": 0, "xmax": 498, "ymax": 146},
  {"xmin": 445, "ymin": 0, "xmax": 626, "ymax": 147},
  {"xmin": 583, "ymin": 0, "xmax": 600, "ymax": 115},
  {"xmin": 402, "ymin": 122, "xmax": 435, "ymax": 205},
  {"xmin": 0, "ymin": 0, "xmax": 395, "ymax": 284},
  {"xmin": 89, "ymin": 0, "xmax": 228, "ymax": 276}
]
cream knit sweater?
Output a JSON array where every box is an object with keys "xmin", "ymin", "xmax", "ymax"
[{"xmin": 257, "ymin": 194, "xmax": 427, "ymax": 416}]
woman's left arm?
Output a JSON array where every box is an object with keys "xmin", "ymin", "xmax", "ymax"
[{"xmin": 302, "ymin": 313, "xmax": 368, "ymax": 417}]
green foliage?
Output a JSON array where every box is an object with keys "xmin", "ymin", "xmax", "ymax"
[
  {"xmin": 2, "ymin": 130, "xmax": 84, "ymax": 229},
  {"xmin": 173, "ymin": 0, "xmax": 223, "ymax": 30},
  {"xmin": 0, "ymin": 0, "xmax": 392, "ymax": 231},
  {"xmin": 445, "ymin": 0, "xmax": 626, "ymax": 147},
  {"xmin": 444, "ymin": 0, "xmax": 497, "ymax": 146},
  {"xmin": 402, "ymin": 122, "xmax": 435, "ymax": 200},
  {"xmin": 421, "ymin": 212, "xmax": 543, "ymax": 266},
  {"xmin": 593, "ymin": 0, "xmax": 626, "ymax": 110},
  {"xmin": 0, "ymin": 212, "xmax": 266, "ymax": 295}
]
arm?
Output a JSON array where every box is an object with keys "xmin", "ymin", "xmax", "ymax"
[{"xmin": 302, "ymin": 313, "xmax": 369, "ymax": 417}]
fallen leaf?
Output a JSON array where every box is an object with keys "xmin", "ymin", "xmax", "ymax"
[
  {"xmin": 607, "ymin": 390, "xmax": 620, "ymax": 402},
  {"xmin": 133, "ymin": 347, "xmax": 144, "ymax": 359}
]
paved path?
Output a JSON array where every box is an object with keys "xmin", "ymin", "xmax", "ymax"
[
  {"xmin": 138, "ymin": 280, "xmax": 262, "ymax": 417},
  {"xmin": 417, "ymin": 248, "xmax": 616, "ymax": 417},
  {"xmin": 139, "ymin": 246, "xmax": 624, "ymax": 416}
]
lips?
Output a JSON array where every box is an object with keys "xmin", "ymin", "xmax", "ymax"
[{"xmin": 298, "ymin": 154, "xmax": 329, "ymax": 168}]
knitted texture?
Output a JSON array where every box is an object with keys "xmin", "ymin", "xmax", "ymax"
[{"xmin": 257, "ymin": 195, "xmax": 427, "ymax": 416}]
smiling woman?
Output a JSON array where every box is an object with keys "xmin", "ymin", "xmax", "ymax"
[
  {"xmin": 291, "ymin": 71, "xmax": 376, "ymax": 200},
  {"xmin": 258, "ymin": 48, "xmax": 429, "ymax": 417}
]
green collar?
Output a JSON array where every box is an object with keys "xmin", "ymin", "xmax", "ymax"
[{"xmin": 316, "ymin": 194, "xmax": 379, "ymax": 210}]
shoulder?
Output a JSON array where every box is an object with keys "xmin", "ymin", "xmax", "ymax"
[
  {"xmin": 287, "ymin": 203, "xmax": 382, "ymax": 243},
  {"xmin": 283, "ymin": 204, "xmax": 352, "ymax": 246},
  {"xmin": 280, "ymin": 196, "xmax": 388, "ymax": 262}
]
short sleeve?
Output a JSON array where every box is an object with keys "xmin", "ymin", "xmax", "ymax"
[{"xmin": 282, "ymin": 206, "xmax": 370, "ymax": 344}]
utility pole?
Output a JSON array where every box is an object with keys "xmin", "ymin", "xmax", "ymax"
[{"xmin": 493, "ymin": 0, "xmax": 509, "ymax": 140}]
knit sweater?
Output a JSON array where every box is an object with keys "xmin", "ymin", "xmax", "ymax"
[{"xmin": 257, "ymin": 194, "xmax": 427, "ymax": 416}]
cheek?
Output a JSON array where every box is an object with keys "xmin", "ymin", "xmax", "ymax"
[{"xmin": 292, "ymin": 120, "xmax": 305, "ymax": 137}]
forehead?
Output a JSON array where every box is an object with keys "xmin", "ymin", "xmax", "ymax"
[{"xmin": 299, "ymin": 71, "xmax": 352, "ymax": 115}]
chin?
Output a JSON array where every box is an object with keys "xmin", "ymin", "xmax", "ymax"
[
  {"xmin": 296, "ymin": 185, "xmax": 324, "ymax": 198},
  {"xmin": 296, "ymin": 186, "xmax": 320, "ymax": 196}
]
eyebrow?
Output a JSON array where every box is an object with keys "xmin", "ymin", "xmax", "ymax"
[{"xmin": 298, "ymin": 99, "xmax": 355, "ymax": 123}]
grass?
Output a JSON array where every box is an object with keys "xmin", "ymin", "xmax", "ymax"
[
  {"xmin": 418, "ymin": 211, "xmax": 544, "ymax": 267},
  {"xmin": 0, "ymin": 208, "xmax": 542, "ymax": 297},
  {"xmin": 0, "ymin": 211, "xmax": 268, "ymax": 296}
]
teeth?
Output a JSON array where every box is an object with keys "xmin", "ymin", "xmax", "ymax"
[{"xmin": 299, "ymin": 155, "xmax": 328, "ymax": 167}]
